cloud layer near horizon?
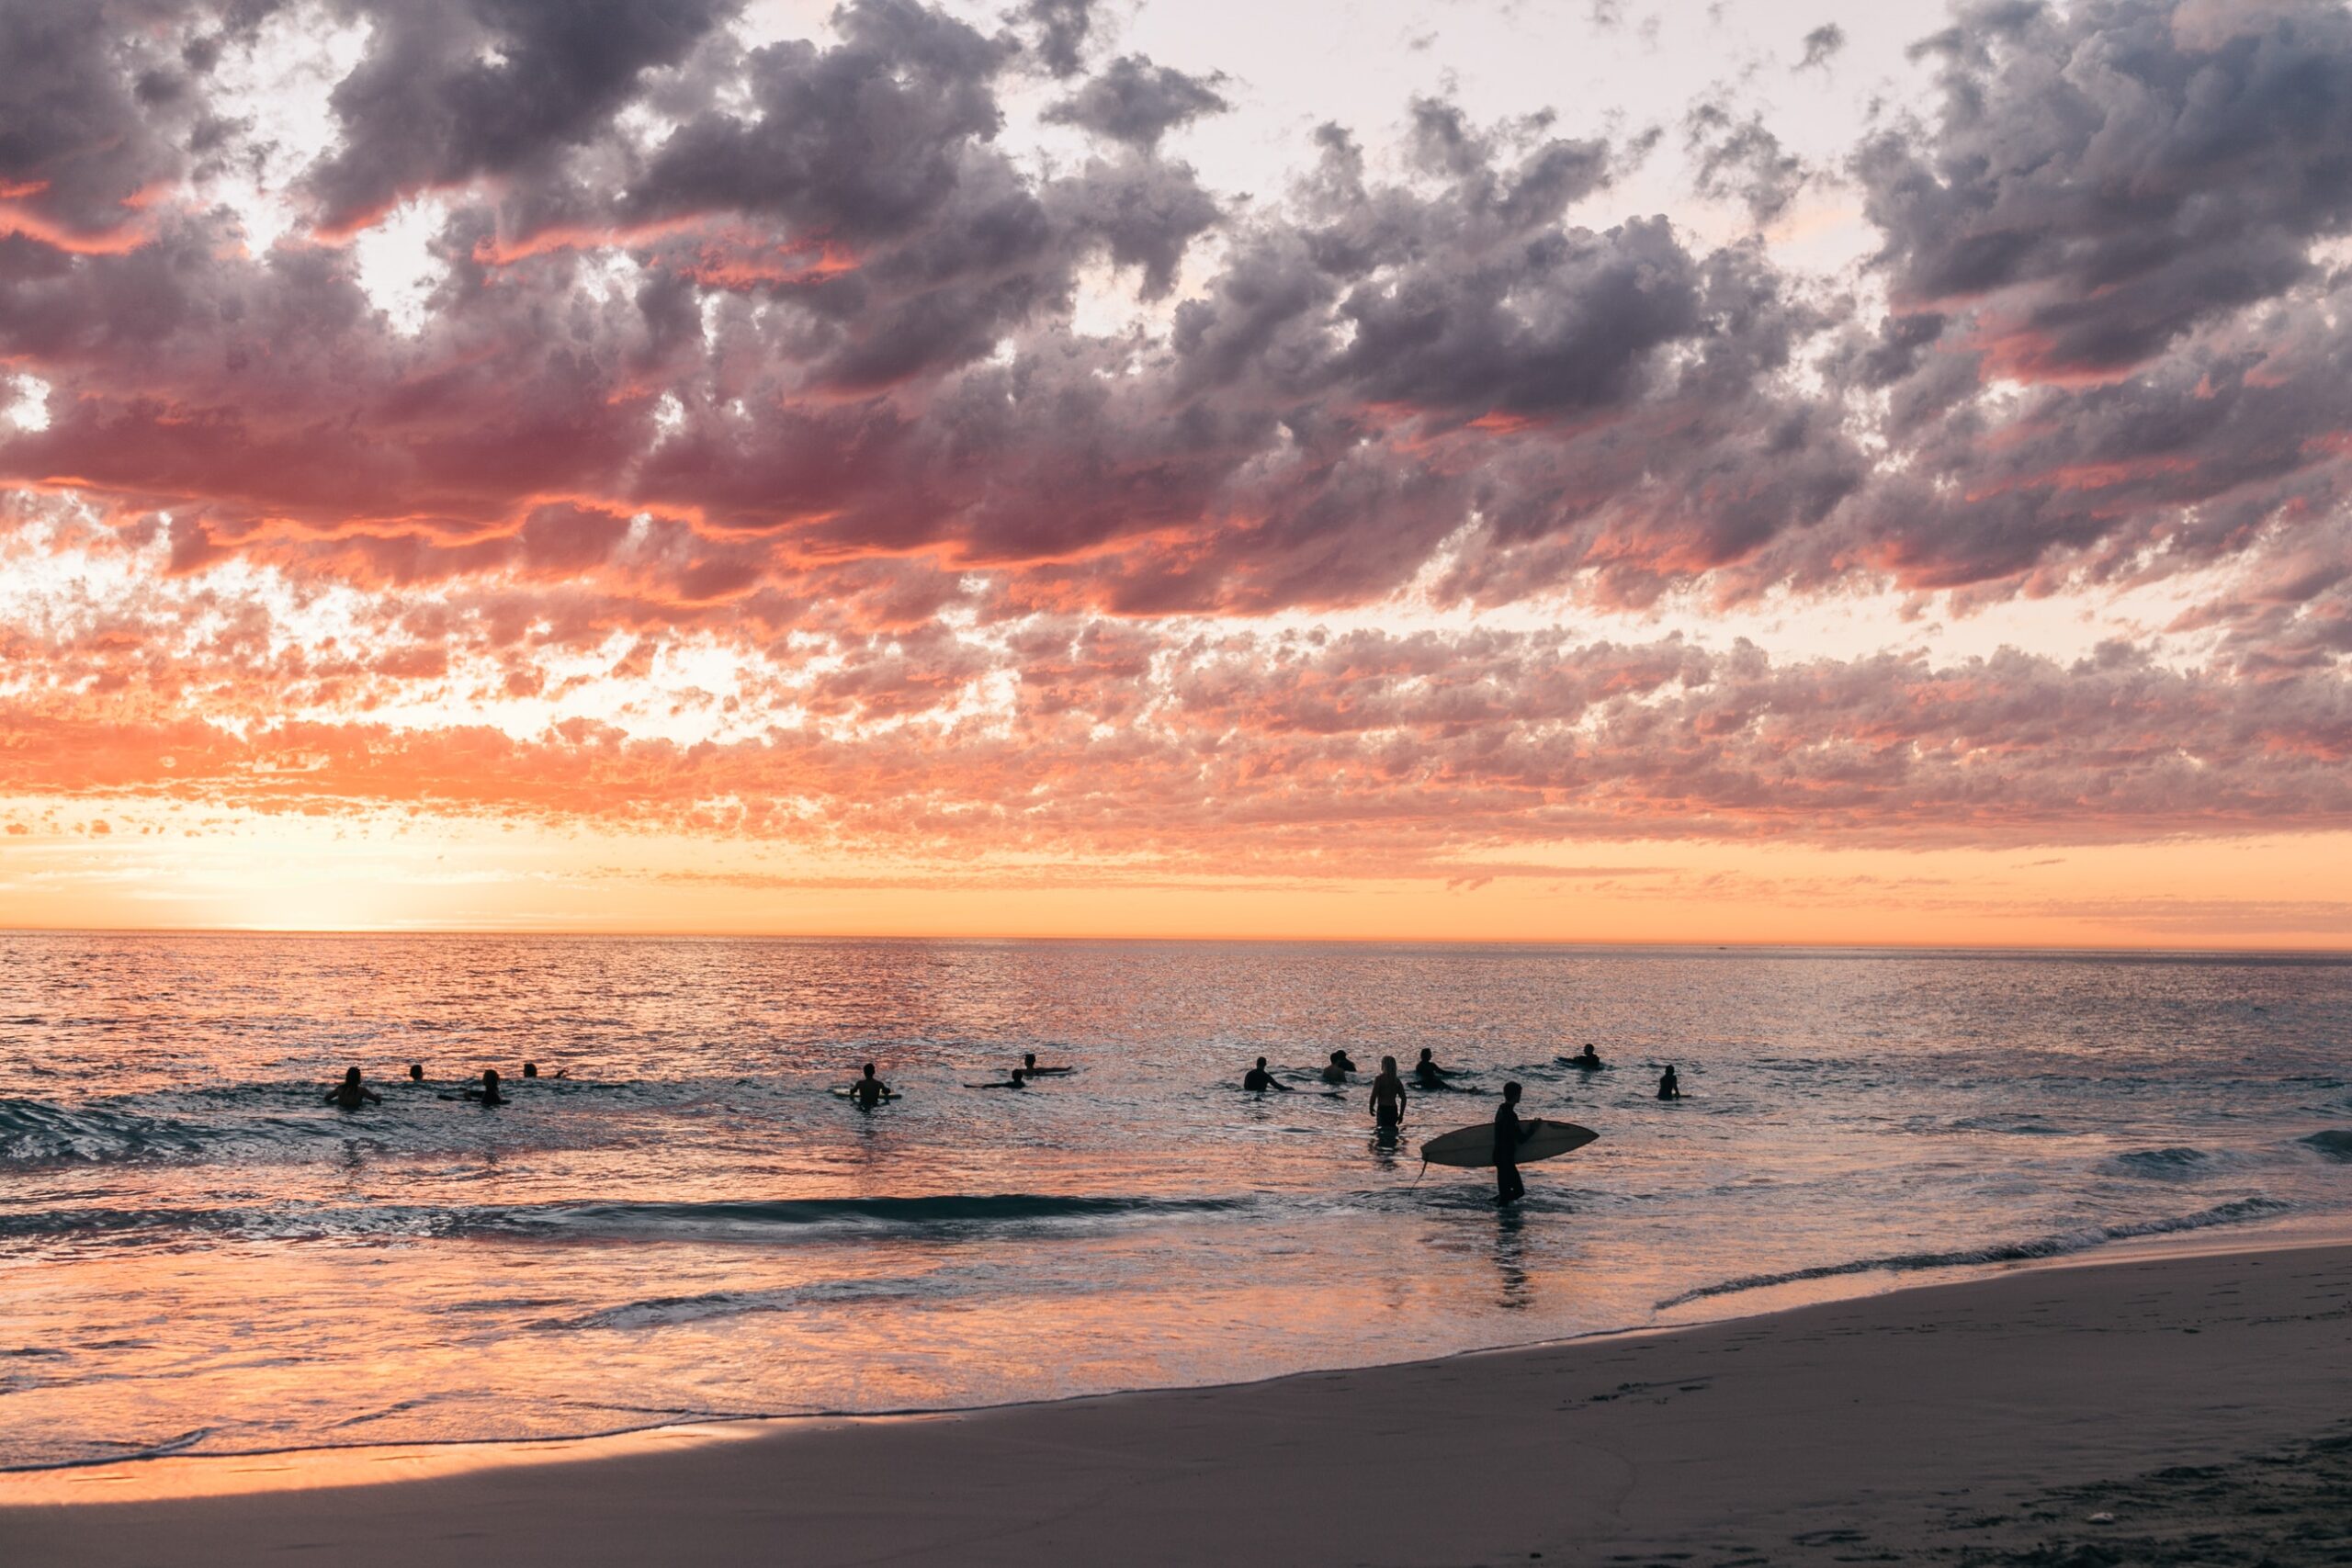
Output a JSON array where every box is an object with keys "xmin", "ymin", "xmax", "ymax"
[{"xmin": 6, "ymin": 0, "xmax": 2352, "ymax": 882}]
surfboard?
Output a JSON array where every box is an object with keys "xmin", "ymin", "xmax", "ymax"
[
  {"xmin": 1419, "ymin": 1119, "xmax": 1597, "ymax": 1169},
  {"xmin": 831, "ymin": 1085, "xmax": 899, "ymax": 1101}
]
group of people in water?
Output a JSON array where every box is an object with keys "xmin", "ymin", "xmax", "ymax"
[
  {"xmin": 324, "ymin": 1060, "xmax": 561, "ymax": 1111},
  {"xmin": 1240, "ymin": 1043, "xmax": 1684, "ymax": 1204}
]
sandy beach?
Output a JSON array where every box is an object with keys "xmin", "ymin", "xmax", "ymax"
[{"xmin": 7, "ymin": 1241, "xmax": 2349, "ymax": 1567}]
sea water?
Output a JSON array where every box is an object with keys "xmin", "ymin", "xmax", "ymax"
[{"xmin": 2, "ymin": 934, "xmax": 2348, "ymax": 1471}]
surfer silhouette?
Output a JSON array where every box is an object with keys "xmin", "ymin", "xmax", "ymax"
[
  {"xmin": 977, "ymin": 1068, "xmax": 1028, "ymax": 1090},
  {"xmin": 1566, "ymin": 1044, "xmax": 1602, "ymax": 1070},
  {"xmin": 1493, "ymin": 1082, "xmax": 1533, "ymax": 1205},
  {"xmin": 1243, "ymin": 1056, "xmax": 1291, "ymax": 1092},
  {"xmin": 1369, "ymin": 1055, "xmax": 1408, "ymax": 1132},
  {"xmin": 1321, "ymin": 1049, "xmax": 1359, "ymax": 1085},
  {"xmin": 1414, "ymin": 1048, "xmax": 1458, "ymax": 1089},
  {"xmin": 1657, "ymin": 1065, "xmax": 1681, "ymax": 1100},
  {"xmin": 466, "ymin": 1068, "xmax": 504, "ymax": 1106},
  {"xmin": 325, "ymin": 1066, "xmax": 380, "ymax": 1111},
  {"xmin": 407, "ymin": 1063, "xmax": 424, "ymax": 1082},
  {"xmin": 853, "ymin": 1062, "xmax": 889, "ymax": 1108}
]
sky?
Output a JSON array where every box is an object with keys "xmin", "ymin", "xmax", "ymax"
[{"xmin": 3, "ymin": 0, "xmax": 2352, "ymax": 944}]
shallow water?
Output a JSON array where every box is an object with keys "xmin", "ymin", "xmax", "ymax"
[{"xmin": 2, "ymin": 934, "xmax": 2348, "ymax": 1470}]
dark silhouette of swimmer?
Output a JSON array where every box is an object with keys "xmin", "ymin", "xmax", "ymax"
[
  {"xmin": 1493, "ymin": 1082, "xmax": 1534, "ymax": 1205},
  {"xmin": 1657, "ymin": 1065, "xmax": 1681, "ymax": 1100},
  {"xmin": 978, "ymin": 1068, "xmax": 1028, "ymax": 1089},
  {"xmin": 1019, "ymin": 1052, "xmax": 1072, "ymax": 1076},
  {"xmin": 1243, "ymin": 1056, "xmax": 1291, "ymax": 1092},
  {"xmin": 466, "ymin": 1068, "xmax": 505, "ymax": 1106},
  {"xmin": 325, "ymin": 1066, "xmax": 380, "ymax": 1110},
  {"xmin": 1566, "ymin": 1044, "xmax": 1602, "ymax": 1070},
  {"xmin": 1414, "ymin": 1048, "xmax": 1458, "ymax": 1089},
  {"xmin": 1369, "ymin": 1055, "xmax": 1408, "ymax": 1132},
  {"xmin": 853, "ymin": 1062, "xmax": 889, "ymax": 1108},
  {"xmin": 522, "ymin": 1061, "xmax": 537, "ymax": 1078},
  {"xmin": 408, "ymin": 1063, "xmax": 424, "ymax": 1082},
  {"xmin": 1321, "ymin": 1049, "xmax": 1360, "ymax": 1085}
]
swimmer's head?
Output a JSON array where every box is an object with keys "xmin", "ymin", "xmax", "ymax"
[
  {"xmin": 482, "ymin": 1068, "xmax": 501, "ymax": 1088},
  {"xmin": 1255, "ymin": 1056, "xmax": 1268, "ymax": 1068},
  {"xmin": 1382, "ymin": 1055, "xmax": 1396, "ymax": 1071},
  {"xmin": 408, "ymin": 1063, "xmax": 423, "ymax": 1080},
  {"xmin": 1023, "ymin": 1053, "xmax": 1036, "ymax": 1067},
  {"xmin": 522, "ymin": 1061, "xmax": 537, "ymax": 1078},
  {"xmin": 1418, "ymin": 1048, "xmax": 1431, "ymax": 1062},
  {"xmin": 1012, "ymin": 1068, "xmax": 1026, "ymax": 1083},
  {"xmin": 1503, "ymin": 1081, "xmax": 1522, "ymax": 1101},
  {"xmin": 344, "ymin": 1066, "xmax": 362, "ymax": 1086},
  {"xmin": 863, "ymin": 1062, "xmax": 876, "ymax": 1077}
]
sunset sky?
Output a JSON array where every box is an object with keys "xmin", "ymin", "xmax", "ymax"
[{"xmin": 5, "ymin": 0, "xmax": 2352, "ymax": 944}]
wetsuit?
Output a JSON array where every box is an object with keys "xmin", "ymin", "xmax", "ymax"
[
  {"xmin": 1243, "ymin": 1067, "xmax": 1278, "ymax": 1091},
  {"xmin": 1494, "ymin": 1100, "xmax": 1527, "ymax": 1204}
]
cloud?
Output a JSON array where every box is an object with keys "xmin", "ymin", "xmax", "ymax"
[
  {"xmin": 1044, "ymin": 55, "xmax": 1230, "ymax": 151},
  {"xmin": 1795, "ymin": 22, "xmax": 1846, "ymax": 71}
]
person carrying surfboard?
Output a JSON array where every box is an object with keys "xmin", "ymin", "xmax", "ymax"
[
  {"xmin": 1493, "ymin": 1082, "xmax": 1535, "ymax": 1204},
  {"xmin": 1369, "ymin": 1055, "xmax": 1408, "ymax": 1133}
]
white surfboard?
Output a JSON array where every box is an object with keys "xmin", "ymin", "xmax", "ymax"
[{"xmin": 1419, "ymin": 1118, "xmax": 1596, "ymax": 1169}]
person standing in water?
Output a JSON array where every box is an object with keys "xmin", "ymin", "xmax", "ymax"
[
  {"xmin": 1369, "ymin": 1055, "xmax": 1408, "ymax": 1133},
  {"xmin": 1493, "ymin": 1081, "xmax": 1534, "ymax": 1205},
  {"xmin": 324, "ymin": 1066, "xmax": 380, "ymax": 1110},
  {"xmin": 1657, "ymin": 1065, "xmax": 1681, "ymax": 1100},
  {"xmin": 852, "ymin": 1062, "xmax": 889, "ymax": 1108},
  {"xmin": 1243, "ymin": 1056, "xmax": 1291, "ymax": 1091}
]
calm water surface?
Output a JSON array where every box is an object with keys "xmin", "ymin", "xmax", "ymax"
[{"xmin": 3, "ymin": 935, "xmax": 2349, "ymax": 1469}]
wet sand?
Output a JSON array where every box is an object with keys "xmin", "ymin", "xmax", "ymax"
[{"xmin": 7, "ymin": 1243, "xmax": 2350, "ymax": 1566}]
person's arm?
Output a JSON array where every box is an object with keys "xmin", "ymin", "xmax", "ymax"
[
  {"xmin": 364, "ymin": 1089, "xmax": 381, "ymax": 1104},
  {"xmin": 323, "ymin": 1089, "xmax": 338, "ymax": 1103}
]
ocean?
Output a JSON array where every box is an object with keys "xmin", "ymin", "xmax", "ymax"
[{"xmin": 3, "ymin": 933, "xmax": 2348, "ymax": 1472}]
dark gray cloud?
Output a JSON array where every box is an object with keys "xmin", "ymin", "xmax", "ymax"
[
  {"xmin": 304, "ymin": 0, "xmax": 738, "ymax": 233},
  {"xmin": 1021, "ymin": 0, "xmax": 1096, "ymax": 77},
  {"xmin": 1044, "ymin": 54, "xmax": 1229, "ymax": 151},
  {"xmin": 1795, "ymin": 21, "xmax": 1845, "ymax": 70},
  {"xmin": 1860, "ymin": 0, "xmax": 2352, "ymax": 377},
  {"xmin": 1684, "ymin": 100, "xmax": 1806, "ymax": 224}
]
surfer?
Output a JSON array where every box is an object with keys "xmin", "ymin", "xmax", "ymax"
[
  {"xmin": 977, "ymin": 1068, "xmax": 1029, "ymax": 1090},
  {"xmin": 1243, "ymin": 1056, "xmax": 1292, "ymax": 1092},
  {"xmin": 1565, "ymin": 1044, "xmax": 1603, "ymax": 1070},
  {"xmin": 466, "ymin": 1068, "xmax": 505, "ymax": 1107},
  {"xmin": 1493, "ymin": 1082, "xmax": 1534, "ymax": 1205},
  {"xmin": 1369, "ymin": 1055, "xmax": 1408, "ymax": 1132},
  {"xmin": 324, "ymin": 1066, "xmax": 380, "ymax": 1111},
  {"xmin": 1021, "ymin": 1052, "xmax": 1072, "ymax": 1076},
  {"xmin": 1657, "ymin": 1065, "xmax": 1681, "ymax": 1100},
  {"xmin": 1413, "ymin": 1048, "xmax": 1459, "ymax": 1089},
  {"xmin": 1321, "ymin": 1049, "xmax": 1359, "ymax": 1085},
  {"xmin": 407, "ymin": 1063, "xmax": 424, "ymax": 1082},
  {"xmin": 852, "ymin": 1062, "xmax": 889, "ymax": 1109}
]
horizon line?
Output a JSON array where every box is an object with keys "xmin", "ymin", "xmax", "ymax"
[{"xmin": 4, "ymin": 924, "xmax": 2350, "ymax": 959}]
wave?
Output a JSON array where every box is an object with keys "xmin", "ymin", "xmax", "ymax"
[
  {"xmin": 0, "ymin": 1192, "xmax": 1256, "ymax": 1246},
  {"xmin": 2302, "ymin": 1130, "xmax": 2352, "ymax": 1162},
  {"xmin": 0, "ymin": 1097, "xmax": 219, "ymax": 1166},
  {"xmin": 2107, "ymin": 1145, "xmax": 2214, "ymax": 1179},
  {"xmin": 1653, "ymin": 1197, "xmax": 2293, "ymax": 1310}
]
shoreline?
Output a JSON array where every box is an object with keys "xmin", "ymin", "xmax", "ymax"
[
  {"xmin": 8, "ymin": 1230, "xmax": 2352, "ymax": 1563},
  {"xmin": 7, "ymin": 1217, "xmax": 2347, "ymax": 1503}
]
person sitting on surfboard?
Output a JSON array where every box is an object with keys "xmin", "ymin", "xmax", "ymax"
[
  {"xmin": 1369, "ymin": 1056, "xmax": 1408, "ymax": 1133},
  {"xmin": 465, "ymin": 1068, "xmax": 504, "ymax": 1107},
  {"xmin": 1565, "ymin": 1044, "xmax": 1603, "ymax": 1070},
  {"xmin": 1320, "ymin": 1050, "xmax": 1359, "ymax": 1085},
  {"xmin": 1657, "ymin": 1065, "xmax": 1681, "ymax": 1100},
  {"xmin": 1413, "ymin": 1048, "xmax": 1460, "ymax": 1089},
  {"xmin": 1243, "ymin": 1057, "xmax": 1291, "ymax": 1092},
  {"xmin": 1493, "ymin": 1082, "xmax": 1535, "ymax": 1205},
  {"xmin": 853, "ymin": 1063, "xmax": 890, "ymax": 1109}
]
